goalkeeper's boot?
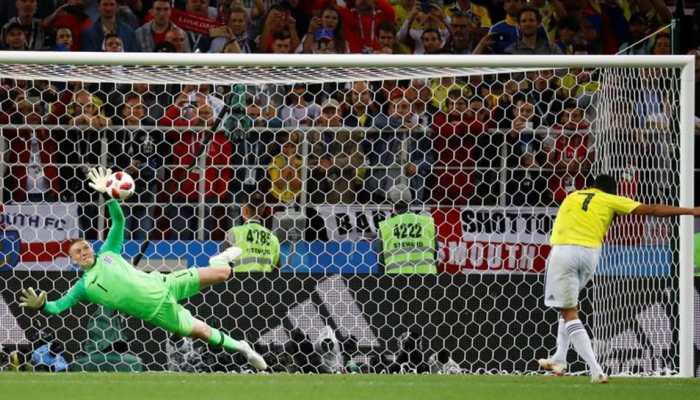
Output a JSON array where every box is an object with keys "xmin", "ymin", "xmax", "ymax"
[
  {"xmin": 590, "ymin": 370, "xmax": 609, "ymax": 384},
  {"xmin": 209, "ymin": 246, "xmax": 243, "ymax": 268},
  {"xmin": 537, "ymin": 358, "xmax": 567, "ymax": 376},
  {"xmin": 237, "ymin": 341, "xmax": 268, "ymax": 371}
]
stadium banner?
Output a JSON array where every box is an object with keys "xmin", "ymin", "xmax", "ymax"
[
  {"xmin": 171, "ymin": 9, "xmax": 219, "ymax": 35},
  {"xmin": 0, "ymin": 271, "xmax": 676, "ymax": 374},
  {"xmin": 0, "ymin": 203, "xmax": 79, "ymax": 270},
  {"xmin": 313, "ymin": 206, "xmax": 393, "ymax": 241},
  {"xmin": 434, "ymin": 207, "xmax": 555, "ymax": 274}
]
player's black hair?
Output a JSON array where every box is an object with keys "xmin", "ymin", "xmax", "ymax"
[{"xmin": 592, "ymin": 174, "xmax": 617, "ymax": 195}]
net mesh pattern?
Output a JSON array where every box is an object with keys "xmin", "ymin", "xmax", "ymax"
[{"xmin": 0, "ymin": 61, "xmax": 682, "ymax": 375}]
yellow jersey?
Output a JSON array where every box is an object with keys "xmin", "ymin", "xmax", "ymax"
[{"xmin": 550, "ymin": 188, "xmax": 641, "ymax": 248}]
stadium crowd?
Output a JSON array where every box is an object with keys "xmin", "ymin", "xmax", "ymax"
[{"xmin": 0, "ymin": 0, "xmax": 688, "ymax": 241}]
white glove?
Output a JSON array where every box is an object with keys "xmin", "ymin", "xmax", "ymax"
[
  {"xmin": 87, "ymin": 166, "xmax": 112, "ymax": 194},
  {"xmin": 19, "ymin": 287, "xmax": 47, "ymax": 310}
]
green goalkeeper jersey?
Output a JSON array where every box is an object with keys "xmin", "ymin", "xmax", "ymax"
[{"xmin": 43, "ymin": 199, "xmax": 168, "ymax": 321}]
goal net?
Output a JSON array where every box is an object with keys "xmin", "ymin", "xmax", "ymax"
[{"xmin": 0, "ymin": 53, "xmax": 694, "ymax": 376}]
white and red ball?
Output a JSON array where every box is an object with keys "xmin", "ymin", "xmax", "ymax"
[{"xmin": 106, "ymin": 171, "xmax": 135, "ymax": 200}]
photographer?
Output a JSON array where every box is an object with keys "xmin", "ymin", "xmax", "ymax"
[
  {"xmin": 297, "ymin": 7, "xmax": 348, "ymax": 54},
  {"xmin": 398, "ymin": 1, "xmax": 449, "ymax": 54}
]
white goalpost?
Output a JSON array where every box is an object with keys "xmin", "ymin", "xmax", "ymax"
[{"xmin": 0, "ymin": 52, "xmax": 694, "ymax": 376}]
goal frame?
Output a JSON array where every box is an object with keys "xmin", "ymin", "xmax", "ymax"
[{"xmin": 0, "ymin": 52, "xmax": 694, "ymax": 377}]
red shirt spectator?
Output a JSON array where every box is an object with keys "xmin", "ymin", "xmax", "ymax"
[
  {"xmin": 162, "ymin": 102, "xmax": 233, "ymax": 203},
  {"xmin": 334, "ymin": 0, "xmax": 395, "ymax": 53},
  {"xmin": 43, "ymin": 1, "xmax": 92, "ymax": 51},
  {"xmin": 430, "ymin": 96, "xmax": 481, "ymax": 205},
  {"xmin": 165, "ymin": 130, "xmax": 233, "ymax": 202}
]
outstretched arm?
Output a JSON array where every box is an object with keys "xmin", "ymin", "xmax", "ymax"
[
  {"xmin": 20, "ymin": 279, "xmax": 87, "ymax": 315},
  {"xmin": 632, "ymin": 204, "xmax": 700, "ymax": 217},
  {"xmin": 87, "ymin": 166, "xmax": 125, "ymax": 254},
  {"xmin": 101, "ymin": 199, "xmax": 125, "ymax": 254}
]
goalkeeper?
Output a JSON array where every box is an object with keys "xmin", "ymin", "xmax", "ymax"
[{"xmin": 18, "ymin": 167, "xmax": 267, "ymax": 371}]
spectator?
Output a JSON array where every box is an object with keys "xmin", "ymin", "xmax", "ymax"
[
  {"xmin": 208, "ymin": 5, "xmax": 253, "ymax": 53},
  {"xmin": 42, "ymin": 0, "xmax": 92, "ymax": 51},
  {"xmin": 527, "ymin": 69, "xmax": 557, "ymax": 125},
  {"xmin": 165, "ymin": 28, "xmax": 188, "ymax": 52},
  {"xmin": 270, "ymin": 29, "xmax": 293, "ymax": 54},
  {"xmin": 315, "ymin": 97, "xmax": 343, "ymax": 128},
  {"xmin": 374, "ymin": 21, "xmax": 403, "ymax": 54},
  {"xmin": 556, "ymin": 68, "xmax": 599, "ymax": 107},
  {"xmin": 393, "ymin": 0, "xmax": 415, "ymax": 29},
  {"xmin": 398, "ymin": 4, "xmax": 449, "ymax": 54},
  {"xmin": 430, "ymin": 77, "xmax": 469, "ymax": 113},
  {"xmin": 179, "ymin": 0, "xmax": 218, "ymax": 52},
  {"xmin": 185, "ymin": 0, "xmax": 217, "ymax": 19},
  {"xmin": 651, "ymin": 31, "xmax": 671, "ymax": 55},
  {"xmin": 324, "ymin": 127, "xmax": 366, "ymax": 204},
  {"xmin": 443, "ymin": 10, "xmax": 473, "ymax": 54},
  {"xmin": 67, "ymin": 88, "xmax": 110, "ymax": 129},
  {"xmin": 53, "ymin": 26, "xmax": 73, "ymax": 50},
  {"xmin": 1, "ymin": 0, "xmax": 48, "ymax": 50},
  {"xmin": 528, "ymin": 0, "xmax": 566, "ymax": 39},
  {"xmin": 108, "ymin": 93, "xmax": 165, "ymax": 240},
  {"xmin": 2, "ymin": 22, "xmax": 28, "ymax": 50},
  {"xmin": 508, "ymin": 98, "xmax": 540, "ymax": 158},
  {"xmin": 504, "ymin": 6, "xmax": 561, "ymax": 55},
  {"xmin": 259, "ymin": 3, "xmax": 300, "ymax": 53},
  {"xmin": 279, "ymin": 83, "xmax": 320, "ymax": 127},
  {"xmin": 298, "ymin": 7, "xmax": 348, "ymax": 54},
  {"xmin": 337, "ymin": 0, "xmax": 395, "ymax": 53},
  {"xmin": 421, "ymin": 28, "xmax": 444, "ymax": 54},
  {"xmin": 579, "ymin": 15, "xmax": 600, "ymax": 54},
  {"xmin": 618, "ymin": 13, "xmax": 650, "ymax": 55},
  {"xmin": 431, "ymin": 95, "xmax": 476, "ymax": 205},
  {"xmin": 343, "ymin": 80, "xmax": 383, "ymax": 128},
  {"xmin": 629, "ymin": 0, "xmax": 671, "ymax": 28},
  {"xmin": 163, "ymin": 99, "xmax": 234, "ymax": 240},
  {"xmin": 268, "ymin": 131, "xmax": 303, "ymax": 205},
  {"xmin": 505, "ymin": 152, "xmax": 552, "ymax": 206},
  {"xmin": 444, "ymin": 0, "xmax": 492, "ymax": 28},
  {"xmin": 554, "ymin": 16, "xmax": 578, "ymax": 54},
  {"xmin": 81, "ymin": 0, "xmax": 140, "ymax": 52},
  {"xmin": 135, "ymin": 0, "xmax": 191, "ymax": 53},
  {"xmin": 484, "ymin": 0, "xmax": 525, "ymax": 54},
  {"xmin": 103, "ymin": 32, "xmax": 123, "ymax": 51},
  {"xmin": 364, "ymin": 89, "xmax": 434, "ymax": 203}
]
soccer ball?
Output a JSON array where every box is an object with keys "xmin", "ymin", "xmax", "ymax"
[{"xmin": 106, "ymin": 171, "xmax": 135, "ymax": 200}]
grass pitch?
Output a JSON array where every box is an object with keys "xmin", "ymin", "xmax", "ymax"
[{"xmin": 0, "ymin": 373, "xmax": 697, "ymax": 400}]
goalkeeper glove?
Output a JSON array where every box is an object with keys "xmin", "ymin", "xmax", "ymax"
[
  {"xmin": 87, "ymin": 166, "xmax": 112, "ymax": 194},
  {"xmin": 19, "ymin": 287, "xmax": 47, "ymax": 310}
]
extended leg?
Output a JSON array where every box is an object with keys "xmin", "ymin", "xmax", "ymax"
[
  {"xmin": 561, "ymin": 307, "xmax": 607, "ymax": 383},
  {"xmin": 189, "ymin": 318, "xmax": 267, "ymax": 371},
  {"xmin": 538, "ymin": 317, "xmax": 569, "ymax": 375}
]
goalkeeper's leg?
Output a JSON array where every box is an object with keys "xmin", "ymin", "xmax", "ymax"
[{"xmin": 189, "ymin": 318, "xmax": 267, "ymax": 371}]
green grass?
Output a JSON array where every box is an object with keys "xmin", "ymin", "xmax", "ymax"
[{"xmin": 0, "ymin": 373, "xmax": 697, "ymax": 400}]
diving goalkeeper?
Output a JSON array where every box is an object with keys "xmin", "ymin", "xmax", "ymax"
[{"xmin": 18, "ymin": 167, "xmax": 267, "ymax": 371}]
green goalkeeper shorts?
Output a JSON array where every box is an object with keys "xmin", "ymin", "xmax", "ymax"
[{"xmin": 147, "ymin": 268, "xmax": 201, "ymax": 337}]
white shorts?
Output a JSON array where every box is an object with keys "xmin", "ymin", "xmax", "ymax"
[{"xmin": 544, "ymin": 245, "xmax": 601, "ymax": 309}]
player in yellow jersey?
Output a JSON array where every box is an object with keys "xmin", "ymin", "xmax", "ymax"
[{"xmin": 537, "ymin": 175, "xmax": 700, "ymax": 383}]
